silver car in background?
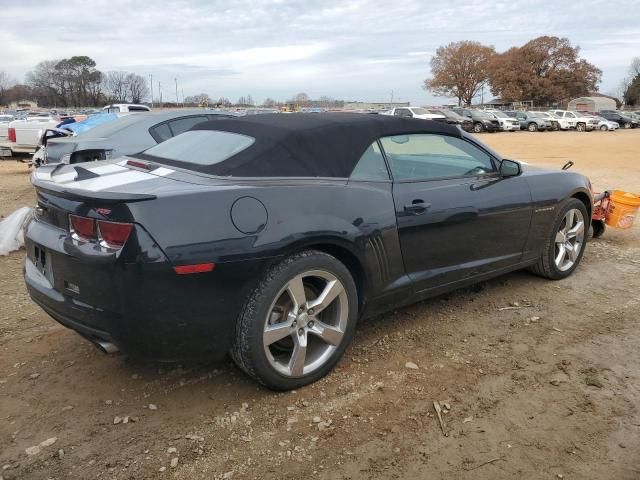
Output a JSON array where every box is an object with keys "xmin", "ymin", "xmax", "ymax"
[{"xmin": 43, "ymin": 110, "xmax": 235, "ymax": 165}]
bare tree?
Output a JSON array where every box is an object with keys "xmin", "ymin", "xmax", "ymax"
[
  {"xmin": 103, "ymin": 71, "xmax": 129, "ymax": 103},
  {"xmin": 0, "ymin": 71, "xmax": 16, "ymax": 106},
  {"xmin": 125, "ymin": 73, "xmax": 149, "ymax": 104}
]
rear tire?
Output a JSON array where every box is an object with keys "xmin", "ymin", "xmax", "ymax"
[
  {"xmin": 530, "ymin": 198, "xmax": 588, "ymax": 280},
  {"xmin": 230, "ymin": 250, "xmax": 358, "ymax": 390}
]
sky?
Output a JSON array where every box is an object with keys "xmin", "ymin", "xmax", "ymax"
[{"xmin": 1, "ymin": 0, "xmax": 638, "ymax": 106}]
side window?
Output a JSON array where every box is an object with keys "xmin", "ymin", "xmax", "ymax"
[
  {"xmin": 149, "ymin": 122, "xmax": 172, "ymax": 143},
  {"xmin": 168, "ymin": 116, "xmax": 208, "ymax": 136},
  {"xmin": 350, "ymin": 142, "xmax": 389, "ymax": 181},
  {"xmin": 380, "ymin": 134, "xmax": 495, "ymax": 181},
  {"xmin": 395, "ymin": 108, "xmax": 411, "ymax": 118},
  {"xmin": 566, "ymin": 112, "xmax": 576, "ymax": 118}
]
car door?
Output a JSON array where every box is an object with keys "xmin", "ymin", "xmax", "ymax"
[
  {"xmin": 563, "ymin": 112, "xmax": 578, "ymax": 128},
  {"xmin": 383, "ymin": 133, "xmax": 532, "ymax": 293}
]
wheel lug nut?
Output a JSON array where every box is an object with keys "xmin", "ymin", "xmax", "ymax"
[
  {"xmin": 308, "ymin": 321, "xmax": 314, "ymax": 328},
  {"xmin": 308, "ymin": 309, "xmax": 314, "ymax": 315},
  {"xmin": 298, "ymin": 328, "xmax": 304, "ymax": 336}
]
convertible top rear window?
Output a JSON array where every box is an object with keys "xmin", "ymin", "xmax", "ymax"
[{"xmin": 141, "ymin": 130, "xmax": 255, "ymax": 166}]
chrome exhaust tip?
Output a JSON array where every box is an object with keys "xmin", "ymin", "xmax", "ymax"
[{"xmin": 95, "ymin": 340, "xmax": 120, "ymax": 354}]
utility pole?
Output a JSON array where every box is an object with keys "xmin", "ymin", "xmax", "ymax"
[
  {"xmin": 175, "ymin": 78, "xmax": 179, "ymax": 106},
  {"xmin": 159, "ymin": 81, "xmax": 163, "ymax": 108},
  {"xmin": 181, "ymin": 88, "xmax": 185, "ymax": 108},
  {"xmin": 149, "ymin": 74, "xmax": 154, "ymax": 108}
]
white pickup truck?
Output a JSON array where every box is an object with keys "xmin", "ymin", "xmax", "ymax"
[
  {"xmin": 382, "ymin": 107, "xmax": 446, "ymax": 121},
  {"xmin": 0, "ymin": 115, "xmax": 15, "ymax": 142},
  {"xmin": 0, "ymin": 116, "xmax": 60, "ymax": 157},
  {"xmin": 549, "ymin": 110, "xmax": 599, "ymax": 132}
]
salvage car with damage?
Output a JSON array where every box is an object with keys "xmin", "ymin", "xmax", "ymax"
[{"xmin": 24, "ymin": 113, "xmax": 593, "ymax": 390}]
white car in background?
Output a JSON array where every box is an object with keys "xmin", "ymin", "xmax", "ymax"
[
  {"xmin": 103, "ymin": 104, "xmax": 151, "ymax": 113},
  {"xmin": 549, "ymin": 110, "xmax": 598, "ymax": 131},
  {"xmin": 0, "ymin": 114, "xmax": 15, "ymax": 142},
  {"xmin": 530, "ymin": 111, "xmax": 568, "ymax": 130},
  {"xmin": 382, "ymin": 107, "xmax": 446, "ymax": 121},
  {"xmin": 485, "ymin": 110, "xmax": 520, "ymax": 131},
  {"xmin": 0, "ymin": 115, "xmax": 60, "ymax": 157},
  {"xmin": 593, "ymin": 116, "xmax": 619, "ymax": 131}
]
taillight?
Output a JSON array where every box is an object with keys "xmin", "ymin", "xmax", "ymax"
[
  {"xmin": 69, "ymin": 215, "xmax": 133, "ymax": 249},
  {"xmin": 69, "ymin": 214, "xmax": 95, "ymax": 241},
  {"xmin": 8, "ymin": 128, "xmax": 16, "ymax": 143},
  {"xmin": 97, "ymin": 220, "xmax": 133, "ymax": 249}
]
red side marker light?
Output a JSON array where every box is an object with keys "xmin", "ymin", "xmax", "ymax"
[{"xmin": 173, "ymin": 263, "xmax": 216, "ymax": 275}]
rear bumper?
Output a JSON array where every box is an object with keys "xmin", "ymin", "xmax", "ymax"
[{"xmin": 24, "ymin": 216, "xmax": 269, "ymax": 361}]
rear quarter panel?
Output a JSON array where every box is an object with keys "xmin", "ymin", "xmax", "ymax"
[{"xmin": 127, "ymin": 178, "xmax": 405, "ymax": 309}]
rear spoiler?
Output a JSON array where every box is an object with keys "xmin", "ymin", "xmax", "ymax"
[
  {"xmin": 32, "ymin": 164, "xmax": 156, "ymax": 203},
  {"xmin": 33, "ymin": 180, "xmax": 157, "ymax": 203}
]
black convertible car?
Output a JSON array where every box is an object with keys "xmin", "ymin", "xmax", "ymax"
[{"xmin": 25, "ymin": 113, "xmax": 592, "ymax": 390}]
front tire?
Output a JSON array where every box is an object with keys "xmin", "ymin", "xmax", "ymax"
[
  {"xmin": 230, "ymin": 250, "xmax": 358, "ymax": 390},
  {"xmin": 576, "ymin": 122, "xmax": 586, "ymax": 132},
  {"xmin": 599, "ymin": 125, "xmax": 608, "ymax": 131},
  {"xmin": 473, "ymin": 122, "xmax": 484, "ymax": 133},
  {"xmin": 528, "ymin": 123, "xmax": 538, "ymax": 132},
  {"xmin": 623, "ymin": 122, "xmax": 632, "ymax": 129},
  {"xmin": 530, "ymin": 198, "xmax": 588, "ymax": 280}
]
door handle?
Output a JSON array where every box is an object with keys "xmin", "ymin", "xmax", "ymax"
[{"xmin": 404, "ymin": 199, "xmax": 430, "ymax": 215}]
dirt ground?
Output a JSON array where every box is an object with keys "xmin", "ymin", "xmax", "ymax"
[{"xmin": 1, "ymin": 130, "xmax": 639, "ymax": 480}]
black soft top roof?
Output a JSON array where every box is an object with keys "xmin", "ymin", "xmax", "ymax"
[{"xmin": 163, "ymin": 112, "xmax": 462, "ymax": 178}]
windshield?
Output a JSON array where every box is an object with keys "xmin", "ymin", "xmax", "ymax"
[
  {"xmin": 530, "ymin": 112, "xmax": 546, "ymax": 119},
  {"xmin": 490, "ymin": 111, "xmax": 510, "ymax": 118},
  {"xmin": 140, "ymin": 130, "xmax": 255, "ymax": 167},
  {"xmin": 411, "ymin": 108, "xmax": 430, "ymax": 115},
  {"xmin": 474, "ymin": 111, "xmax": 493, "ymax": 119}
]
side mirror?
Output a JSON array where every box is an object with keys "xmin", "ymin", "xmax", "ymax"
[{"xmin": 500, "ymin": 159, "xmax": 521, "ymax": 177}]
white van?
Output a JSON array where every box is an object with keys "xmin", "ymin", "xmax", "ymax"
[{"xmin": 102, "ymin": 104, "xmax": 151, "ymax": 113}]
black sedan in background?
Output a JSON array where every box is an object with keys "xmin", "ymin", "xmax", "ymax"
[
  {"xmin": 599, "ymin": 111, "xmax": 639, "ymax": 129},
  {"xmin": 25, "ymin": 113, "xmax": 592, "ymax": 390},
  {"xmin": 43, "ymin": 110, "xmax": 234, "ymax": 164},
  {"xmin": 451, "ymin": 108, "xmax": 500, "ymax": 133},
  {"xmin": 427, "ymin": 109, "xmax": 474, "ymax": 132}
]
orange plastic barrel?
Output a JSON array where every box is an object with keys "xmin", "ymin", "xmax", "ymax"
[{"xmin": 606, "ymin": 190, "xmax": 640, "ymax": 229}]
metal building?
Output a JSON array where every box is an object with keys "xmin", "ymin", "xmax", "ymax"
[{"xmin": 567, "ymin": 96, "xmax": 616, "ymax": 112}]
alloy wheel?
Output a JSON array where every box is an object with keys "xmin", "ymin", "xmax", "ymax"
[
  {"xmin": 554, "ymin": 208, "xmax": 585, "ymax": 272},
  {"xmin": 263, "ymin": 270, "xmax": 349, "ymax": 377},
  {"xmin": 600, "ymin": 125, "xmax": 607, "ymax": 131}
]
